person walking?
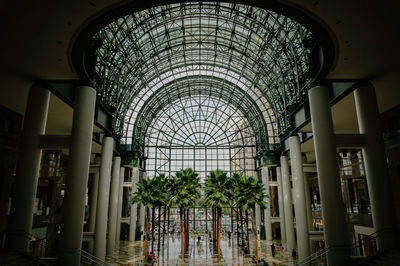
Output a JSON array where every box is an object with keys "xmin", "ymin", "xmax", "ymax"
[
  {"xmin": 291, "ymin": 248, "xmax": 297, "ymax": 261},
  {"xmin": 271, "ymin": 243, "xmax": 276, "ymax": 257}
]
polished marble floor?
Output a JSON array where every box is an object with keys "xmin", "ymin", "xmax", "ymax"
[{"xmin": 106, "ymin": 233, "xmax": 299, "ymax": 265}]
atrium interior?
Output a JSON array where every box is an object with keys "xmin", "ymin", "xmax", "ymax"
[{"xmin": 1, "ymin": 1, "xmax": 400, "ymax": 265}]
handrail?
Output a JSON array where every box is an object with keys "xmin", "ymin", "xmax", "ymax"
[
  {"xmin": 79, "ymin": 248, "xmax": 111, "ymax": 266},
  {"xmin": 1, "ymin": 230, "xmax": 110, "ymax": 266},
  {"xmin": 296, "ymin": 228, "xmax": 390, "ymax": 265}
]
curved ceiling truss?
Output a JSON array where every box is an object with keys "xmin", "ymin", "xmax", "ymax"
[
  {"xmin": 122, "ymin": 69, "xmax": 277, "ymax": 146},
  {"xmin": 129, "ymin": 75, "xmax": 277, "ymax": 153},
  {"xmin": 92, "ymin": 2, "xmax": 316, "ymax": 141},
  {"xmin": 145, "ymin": 94, "xmax": 256, "ymax": 148},
  {"xmin": 144, "ymin": 93, "xmax": 258, "ymax": 179}
]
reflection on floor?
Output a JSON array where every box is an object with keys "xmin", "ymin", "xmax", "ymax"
[{"xmin": 106, "ymin": 233, "xmax": 298, "ymax": 265}]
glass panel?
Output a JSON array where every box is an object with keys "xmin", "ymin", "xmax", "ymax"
[{"xmin": 91, "ymin": 2, "xmax": 314, "ymax": 142}]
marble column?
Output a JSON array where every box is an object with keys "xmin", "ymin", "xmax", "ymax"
[
  {"xmin": 256, "ymin": 205, "xmax": 261, "ymax": 239},
  {"xmin": 107, "ymin": 156, "xmax": 121, "ymax": 254},
  {"xmin": 302, "ymin": 155, "xmax": 313, "ymax": 231},
  {"xmin": 280, "ymin": 156, "xmax": 295, "ymax": 252},
  {"xmin": 309, "ymin": 86, "xmax": 350, "ymax": 265},
  {"xmin": 116, "ymin": 167, "xmax": 125, "ymax": 246},
  {"xmin": 57, "ymin": 86, "xmax": 96, "ymax": 265},
  {"xmin": 354, "ymin": 86, "xmax": 397, "ymax": 250},
  {"xmin": 130, "ymin": 167, "xmax": 140, "ymax": 241},
  {"xmin": 6, "ymin": 86, "xmax": 50, "ymax": 252},
  {"xmin": 261, "ymin": 166, "xmax": 272, "ymax": 241},
  {"xmin": 139, "ymin": 172, "xmax": 146, "ymax": 235},
  {"xmin": 276, "ymin": 166, "xmax": 286, "ymax": 243},
  {"xmin": 93, "ymin": 136, "xmax": 114, "ymax": 261},
  {"xmin": 88, "ymin": 156, "xmax": 101, "ymax": 254},
  {"xmin": 289, "ymin": 136, "xmax": 310, "ymax": 261}
]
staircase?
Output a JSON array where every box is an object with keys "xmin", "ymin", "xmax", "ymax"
[
  {"xmin": 0, "ymin": 250, "xmax": 48, "ymax": 265},
  {"xmin": 358, "ymin": 249, "xmax": 400, "ymax": 265}
]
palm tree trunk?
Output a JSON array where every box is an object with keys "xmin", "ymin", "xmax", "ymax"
[
  {"xmin": 212, "ymin": 207, "xmax": 216, "ymax": 248},
  {"xmin": 167, "ymin": 208, "xmax": 170, "ymax": 232},
  {"xmin": 240, "ymin": 208, "xmax": 244, "ymax": 247},
  {"xmin": 158, "ymin": 206, "xmax": 161, "ymax": 254},
  {"xmin": 151, "ymin": 207, "xmax": 155, "ymax": 253},
  {"xmin": 231, "ymin": 207, "xmax": 234, "ymax": 233},
  {"xmin": 205, "ymin": 207, "xmax": 208, "ymax": 233},
  {"xmin": 184, "ymin": 208, "xmax": 186, "ymax": 251},
  {"xmin": 236, "ymin": 206, "xmax": 240, "ymax": 245},
  {"xmin": 163, "ymin": 206, "xmax": 167, "ymax": 246},
  {"xmin": 186, "ymin": 208, "xmax": 189, "ymax": 250},
  {"xmin": 246, "ymin": 210, "xmax": 250, "ymax": 254},
  {"xmin": 253, "ymin": 206, "xmax": 259, "ymax": 265},
  {"xmin": 180, "ymin": 207, "xmax": 184, "ymax": 264},
  {"xmin": 144, "ymin": 207, "xmax": 149, "ymax": 261},
  {"xmin": 215, "ymin": 207, "xmax": 217, "ymax": 247},
  {"xmin": 211, "ymin": 207, "xmax": 214, "ymax": 245},
  {"xmin": 217, "ymin": 207, "xmax": 221, "ymax": 264}
]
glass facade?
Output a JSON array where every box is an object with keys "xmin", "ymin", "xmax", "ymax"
[{"xmin": 144, "ymin": 94, "xmax": 257, "ymax": 181}]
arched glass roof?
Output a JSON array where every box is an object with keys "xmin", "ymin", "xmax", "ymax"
[
  {"xmin": 146, "ymin": 94, "xmax": 255, "ymax": 148},
  {"xmin": 91, "ymin": 2, "xmax": 316, "ymax": 151},
  {"xmin": 129, "ymin": 75, "xmax": 277, "ymax": 153},
  {"xmin": 144, "ymin": 93, "xmax": 258, "ymax": 180}
]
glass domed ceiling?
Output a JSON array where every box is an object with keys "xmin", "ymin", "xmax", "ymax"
[{"xmin": 91, "ymin": 2, "xmax": 316, "ymax": 150}]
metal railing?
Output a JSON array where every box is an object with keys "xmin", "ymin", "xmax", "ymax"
[
  {"xmin": 79, "ymin": 248, "xmax": 110, "ymax": 266},
  {"xmin": 1, "ymin": 230, "xmax": 110, "ymax": 266},
  {"xmin": 296, "ymin": 229, "xmax": 387, "ymax": 265}
]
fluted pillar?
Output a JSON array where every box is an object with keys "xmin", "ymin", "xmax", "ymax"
[
  {"xmin": 6, "ymin": 86, "xmax": 50, "ymax": 252},
  {"xmin": 57, "ymin": 86, "xmax": 96, "ymax": 265},
  {"xmin": 309, "ymin": 86, "xmax": 350, "ymax": 265},
  {"xmin": 280, "ymin": 156, "xmax": 295, "ymax": 252}
]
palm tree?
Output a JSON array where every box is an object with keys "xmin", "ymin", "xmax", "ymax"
[
  {"xmin": 169, "ymin": 168, "xmax": 201, "ymax": 264},
  {"xmin": 238, "ymin": 176, "xmax": 268, "ymax": 265},
  {"xmin": 204, "ymin": 169, "xmax": 233, "ymax": 263},
  {"xmin": 131, "ymin": 177, "xmax": 153, "ymax": 261}
]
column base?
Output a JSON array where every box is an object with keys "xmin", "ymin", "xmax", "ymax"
[{"xmin": 57, "ymin": 248, "xmax": 81, "ymax": 266}]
